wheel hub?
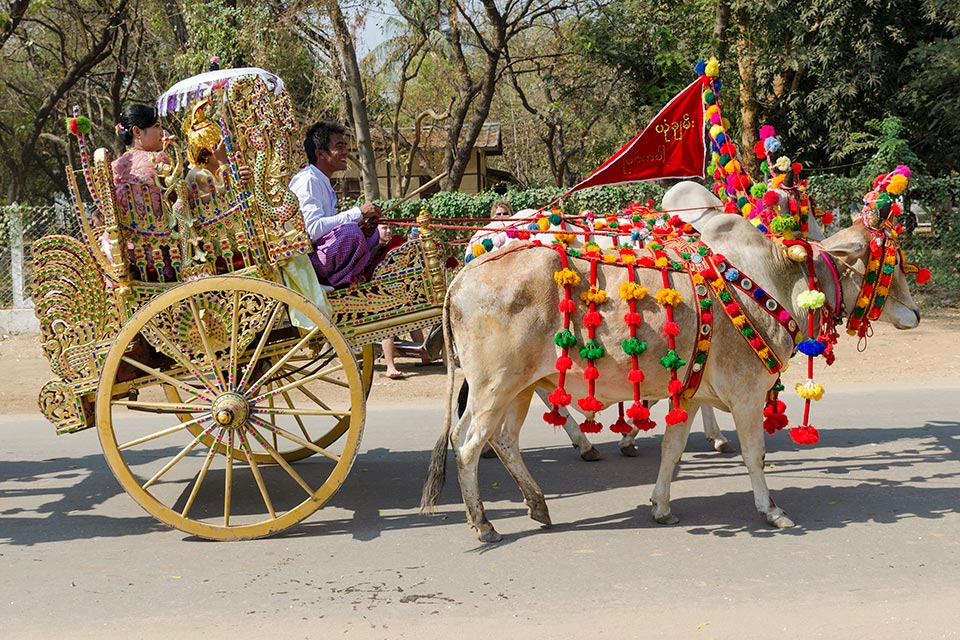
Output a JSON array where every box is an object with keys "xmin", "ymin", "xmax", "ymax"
[{"xmin": 210, "ymin": 392, "xmax": 250, "ymax": 429}]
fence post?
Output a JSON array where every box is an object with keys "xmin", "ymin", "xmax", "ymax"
[{"xmin": 8, "ymin": 202, "xmax": 25, "ymax": 308}]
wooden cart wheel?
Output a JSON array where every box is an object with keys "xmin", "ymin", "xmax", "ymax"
[
  {"xmin": 96, "ymin": 276, "xmax": 365, "ymax": 540},
  {"xmin": 163, "ymin": 343, "xmax": 374, "ymax": 463}
]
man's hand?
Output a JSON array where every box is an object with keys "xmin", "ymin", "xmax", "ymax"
[{"xmin": 359, "ymin": 202, "xmax": 381, "ymax": 220}]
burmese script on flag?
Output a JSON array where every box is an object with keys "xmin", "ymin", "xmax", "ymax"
[{"xmin": 568, "ymin": 80, "xmax": 705, "ymax": 192}]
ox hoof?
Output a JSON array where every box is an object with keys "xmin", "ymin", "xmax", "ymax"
[
  {"xmin": 654, "ymin": 511, "xmax": 680, "ymax": 525},
  {"xmin": 766, "ymin": 510, "xmax": 795, "ymax": 529},
  {"xmin": 580, "ymin": 447, "xmax": 602, "ymax": 462},
  {"xmin": 480, "ymin": 445, "xmax": 497, "ymax": 459},
  {"xmin": 529, "ymin": 506, "xmax": 552, "ymax": 526},
  {"xmin": 713, "ymin": 440, "xmax": 736, "ymax": 454},
  {"xmin": 477, "ymin": 528, "xmax": 503, "ymax": 543},
  {"xmin": 619, "ymin": 444, "xmax": 639, "ymax": 458}
]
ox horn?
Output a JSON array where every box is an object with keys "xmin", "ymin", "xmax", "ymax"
[
  {"xmin": 785, "ymin": 244, "xmax": 807, "ymax": 262},
  {"xmin": 870, "ymin": 202, "xmax": 892, "ymax": 228}
]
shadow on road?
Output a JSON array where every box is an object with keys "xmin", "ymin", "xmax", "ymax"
[{"xmin": 1, "ymin": 420, "xmax": 958, "ymax": 546}]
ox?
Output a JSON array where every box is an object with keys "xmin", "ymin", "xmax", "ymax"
[
  {"xmin": 462, "ymin": 202, "xmax": 733, "ymax": 461},
  {"xmin": 423, "ymin": 207, "xmax": 920, "ymax": 542}
]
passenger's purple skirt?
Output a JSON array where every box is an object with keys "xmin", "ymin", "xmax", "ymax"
[{"xmin": 309, "ymin": 222, "xmax": 380, "ymax": 288}]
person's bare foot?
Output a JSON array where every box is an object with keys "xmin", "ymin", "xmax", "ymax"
[{"xmin": 384, "ymin": 370, "xmax": 405, "ymax": 379}]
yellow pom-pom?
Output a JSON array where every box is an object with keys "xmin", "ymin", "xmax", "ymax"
[
  {"xmin": 750, "ymin": 217, "xmax": 762, "ymax": 227},
  {"xmin": 721, "ymin": 117, "xmax": 731, "ymax": 130},
  {"xmin": 771, "ymin": 174, "xmax": 785, "ymax": 189},
  {"xmin": 602, "ymin": 253, "xmax": 618, "ymax": 263},
  {"xmin": 537, "ymin": 217, "xmax": 551, "ymax": 231},
  {"xmin": 732, "ymin": 314, "xmax": 747, "ymax": 328},
  {"xmin": 867, "ymin": 259, "xmax": 880, "ymax": 271},
  {"xmin": 554, "ymin": 232, "xmax": 576, "ymax": 245},
  {"xmin": 757, "ymin": 347, "xmax": 770, "ymax": 359},
  {"xmin": 554, "ymin": 268, "xmax": 580, "ymax": 287},
  {"xmin": 724, "ymin": 160, "xmax": 740, "ymax": 174},
  {"xmin": 691, "ymin": 273, "xmax": 705, "ymax": 284},
  {"xmin": 619, "ymin": 281, "xmax": 648, "ymax": 301},
  {"xmin": 472, "ymin": 244, "xmax": 486, "ymax": 257},
  {"xmin": 887, "ymin": 174, "xmax": 908, "ymax": 195},
  {"xmin": 697, "ymin": 339, "xmax": 711, "ymax": 352},
  {"xmin": 580, "ymin": 286, "xmax": 608, "ymax": 305},
  {"xmin": 705, "ymin": 105, "xmax": 720, "ymax": 119},
  {"xmin": 620, "ymin": 253, "xmax": 637, "ymax": 265},
  {"xmin": 655, "ymin": 256, "xmax": 669, "ymax": 268},
  {"xmin": 709, "ymin": 124, "xmax": 724, "ymax": 139},
  {"xmin": 742, "ymin": 202, "xmax": 754, "ymax": 216},
  {"xmin": 795, "ymin": 381, "xmax": 825, "ymax": 401},
  {"xmin": 594, "ymin": 220, "xmax": 607, "ymax": 230},
  {"xmin": 705, "ymin": 57, "xmax": 720, "ymax": 77},
  {"xmin": 655, "ymin": 288, "xmax": 682, "ymax": 307}
]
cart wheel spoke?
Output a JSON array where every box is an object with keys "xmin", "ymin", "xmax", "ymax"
[{"xmin": 249, "ymin": 416, "xmax": 340, "ymax": 463}]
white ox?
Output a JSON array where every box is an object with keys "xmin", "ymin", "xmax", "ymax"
[
  {"xmin": 424, "ymin": 207, "xmax": 920, "ymax": 542},
  {"xmin": 463, "ymin": 203, "xmax": 733, "ymax": 460}
]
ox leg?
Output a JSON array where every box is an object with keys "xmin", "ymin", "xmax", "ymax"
[
  {"xmin": 649, "ymin": 405, "xmax": 697, "ymax": 525},
  {"xmin": 490, "ymin": 386, "xmax": 551, "ymax": 526},
  {"xmin": 534, "ymin": 387, "xmax": 601, "ymax": 461},
  {"xmin": 618, "ymin": 428, "xmax": 640, "ymax": 457},
  {"xmin": 731, "ymin": 404, "xmax": 794, "ymax": 529},
  {"xmin": 701, "ymin": 406, "xmax": 735, "ymax": 453},
  {"xmin": 451, "ymin": 398, "xmax": 508, "ymax": 543}
]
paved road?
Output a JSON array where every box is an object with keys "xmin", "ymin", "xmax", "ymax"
[{"xmin": 2, "ymin": 386, "xmax": 959, "ymax": 639}]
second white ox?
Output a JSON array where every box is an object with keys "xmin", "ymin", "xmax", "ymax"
[{"xmin": 424, "ymin": 209, "xmax": 920, "ymax": 542}]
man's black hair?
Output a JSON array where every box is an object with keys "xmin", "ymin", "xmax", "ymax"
[{"xmin": 304, "ymin": 120, "xmax": 346, "ymax": 165}]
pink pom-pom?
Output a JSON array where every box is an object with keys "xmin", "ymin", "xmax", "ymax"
[
  {"xmin": 627, "ymin": 369, "xmax": 645, "ymax": 383},
  {"xmin": 778, "ymin": 309, "xmax": 792, "ymax": 323},
  {"xmin": 663, "ymin": 321, "xmax": 680, "ymax": 336},
  {"xmin": 759, "ymin": 125, "xmax": 776, "ymax": 140}
]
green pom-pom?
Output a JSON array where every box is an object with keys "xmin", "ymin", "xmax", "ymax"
[
  {"xmin": 760, "ymin": 160, "xmax": 769, "ymax": 174},
  {"xmin": 660, "ymin": 349, "xmax": 686, "ymax": 369},
  {"xmin": 874, "ymin": 295, "xmax": 886, "ymax": 306},
  {"xmin": 736, "ymin": 196, "xmax": 750, "ymax": 209},
  {"xmin": 554, "ymin": 329, "xmax": 577, "ymax": 348},
  {"xmin": 882, "ymin": 264, "xmax": 895, "ymax": 275},
  {"xmin": 707, "ymin": 162, "xmax": 718, "ymax": 176},
  {"xmin": 865, "ymin": 271, "xmax": 878, "ymax": 283},
  {"xmin": 608, "ymin": 221, "xmax": 619, "ymax": 229},
  {"xmin": 649, "ymin": 242, "xmax": 663, "ymax": 250},
  {"xmin": 742, "ymin": 326, "xmax": 754, "ymax": 337},
  {"xmin": 567, "ymin": 249, "xmax": 581, "ymax": 257},
  {"xmin": 704, "ymin": 90, "xmax": 716, "ymax": 105},
  {"xmin": 773, "ymin": 382, "xmax": 784, "ymax": 392},
  {"xmin": 481, "ymin": 238, "xmax": 494, "ymax": 251},
  {"xmin": 621, "ymin": 337, "xmax": 647, "ymax": 356},
  {"xmin": 765, "ymin": 357, "xmax": 778, "ymax": 368},
  {"xmin": 699, "ymin": 298, "xmax": 713, "ymax": 309},
  {"xmin": 548, "ymin": 213, "xmax": 563, "ymax": 226},
  {"xmin": 750, "ymin": 183, "xmax": 767, "ymax": 198},
  {"xmin": 77, "ymin": 117, "xmax": 92, "ymax": 134},
  {"xmin": 770, "ymin": 216, "xmax": 794, "ymax": 234},
  {"xmin": 718, "ymin": 290, "xmax": 732, "ymax": 303},
  {"xmin": 698, "ymin": 246, "xmax": 709, "ymax": 256},
  {"xmin": 679, "ymin": 252, "xmax": 691, "ymax": 260},
  {"xmin": 719, "ymin": 154, "xmax": 731, "ymax": 166},
  {"xmin": 853, "ymin": 306, "xmax": 865, "ymax": 317},
  {"xmin": 695, "ymin": 352, "xmax": 708, "ymax": 364},
  {"xmin": 579, "ymin": 339, "xmax": 605, "ymax": 360}
]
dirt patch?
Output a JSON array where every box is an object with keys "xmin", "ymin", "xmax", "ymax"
[{"xmin": 4, "ymin": 309, "xmax": 959, "ymax": 419}]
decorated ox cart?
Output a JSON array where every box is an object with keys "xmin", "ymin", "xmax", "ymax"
[{"xmin": 32, "ymin": 68, "xmax": 446, "ymax": 540}]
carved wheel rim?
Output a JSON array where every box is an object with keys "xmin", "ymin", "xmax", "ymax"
[{"xmin": 96, "ymin": 276, "xmax": 365, "ymax": 540}]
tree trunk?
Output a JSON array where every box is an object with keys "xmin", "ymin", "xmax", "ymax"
[
  {"xmin": 736, "ymin": 35, "xmax": 760, "ymax": 178},
  {"xmin": 325, "ymin": 1, "xmax": 379, "ymax": 200}
]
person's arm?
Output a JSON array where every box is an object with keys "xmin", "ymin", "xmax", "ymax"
[{"xmin": 290, "ymin": 171, "xmax": 362, "ymax": 241}]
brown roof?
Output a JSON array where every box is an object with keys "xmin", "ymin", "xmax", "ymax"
[{"xmin": 369, "ymin": 122, "xmax": 502, "ymax": 155}]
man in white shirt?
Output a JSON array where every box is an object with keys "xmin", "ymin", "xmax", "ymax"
[{"xmin": 289, "ymin": 120, "xmax": 382, "ymax": 287}]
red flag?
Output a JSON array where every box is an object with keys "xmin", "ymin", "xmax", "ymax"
[{"xmin": 568, "ymin": 80, "xmax": 705, "ymax": 193}]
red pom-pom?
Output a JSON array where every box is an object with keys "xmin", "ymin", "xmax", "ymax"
[
  {"xmin": 578, "ymin": 396, "xmax": 604, "ymax": 412},
  {"xmin": 750, "ymin": 336, "xmax": 764, "ymax": 350},
  {"xmin": 713, "ymin": 253, "xmax": 726, "ymax": 263},
  {"xmin": 624, "ymin": 312, "xmax": 641, "ymax": 326},
  {"xmin": 579, "ymin": 419, "xmax": 603, "ymax": 434},
  {"xmin": 610, "ymin": 417, "xmax": 633, "ymax": 435},
  {"xmin": 821, "ymin": 212, "xmax": 834, "ymax": 225},
  {"xmin": 725, "ymin": 302, "xmax": 740, "ymax": 316},
  {"xmin": 789, "ymin": 425, "xmax": 820, "ymax": 444},
  {"xmin": 543, "ymin": 408, "xmax": 567, "ymax": 426},
  {"xmin": 558, "ymin": 298, "xmax": 576, "ymax": 313},
  {"xmin": 665, "ymin": 408, "xmax": 689, "ymax": 425},
  {"xmin": 626, "ymin": 402, "xmax": 650, "ymax": 420},
  {"xmin": 701, "ymin": 312, "xmax": 713, "ymax": 324},
  {"xmin": 916, "ymin": 268, "xmax": 931, "ymax": 284},
  {"xmin": 67, "ymin": 118, "xmax": 80, "ymax": 136},
  {"xmin": 701, "ymin": 267, "xmax": 717, "ymax": 280},
  {"xmin": 518, "ymin": 230, "xmax": 531, "ymax": 240},
  {"xmin": 637, "ymin": 256, "xmax": 655, "ymax": 268},
  {"xmin": 634, "ymin": 418, "xmax": 657, "ymax": 432},
  {"xmin": 724, "ymin": 201, "xmax": 739, "ymax": 214},
  {"xmin": 753, "ymin": 140, "xmax": 767, "ymax": 159},
  {"xmin": 730, "ymin": 174, "xmax": 751, "ymax": 192},
  {"xmin": 583, "ymin": 365, "xmax": 599, "ymax": 381},
  {"xmin": 763, "ymin": 191, "xmax": 780, "ymax": 206},
  {"xmin": 792, "ymin": 162, "xmax": 802, "ymax": 176},
  {"xmin": 583, "ymin": 311, "xmax": 602, "ymax": 328},
  {"xmin": 548, "ymin": 388, "xmax": 572, "ymax": 406},
  {"xmin": 668, "ymin": 379, "xmax": 685, "ymax": 395},
  {"xmin": 663, "ymin": 321, "xmax": 680, "ymax": 336},
  {"xmin": 627, "ymin": 369, "xmax": 645, "ymax": 383},
  {"xmin": 445, "ymin": 255, "xmax": 460, "ymax": 269},
  {"xmin": 891, "ymin": 203, "xmax": 902, "ymax": 216},
  {"xmin": 556, "ymin": 355, "xmax": 572, "ymax": 372},
  {"xmin": 721, "ymin": 142, "xmax": 737, "ymax": 156}
]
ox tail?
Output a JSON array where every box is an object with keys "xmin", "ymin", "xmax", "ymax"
[{"xmin": 420, "ymin": 290, "xmax": 455, "ymax": 513}]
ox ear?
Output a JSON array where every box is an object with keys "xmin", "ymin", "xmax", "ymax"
[{"xmin": 824, "ymin": 235, "xmax": 869, "ymax": 263}]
